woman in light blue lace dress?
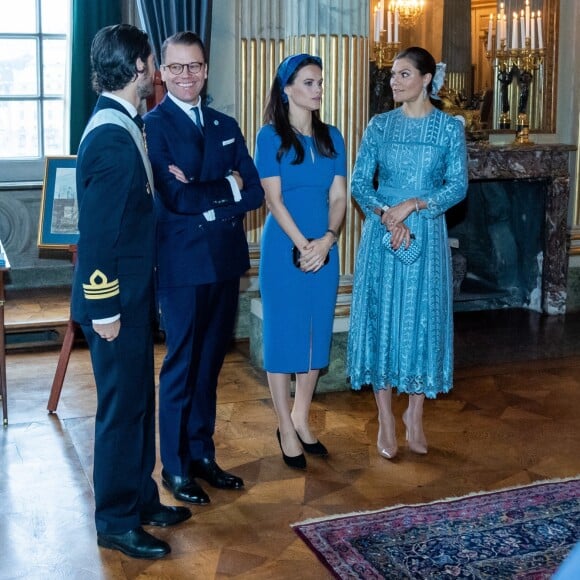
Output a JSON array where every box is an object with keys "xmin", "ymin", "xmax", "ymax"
[{"xmin": 347, "ymin": 47, "xmax": 468, "ymax": 459}]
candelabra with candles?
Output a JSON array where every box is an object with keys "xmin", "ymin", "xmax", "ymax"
[
  {"xmin": 372, "ymin": 1, "xmax": 424, "ymax": 69},
  {"xmin": 370, "ymin": 1, "xmax": 425, "ymax": 114},
  {"xmin": 485, "ymin": 1, "xmax": 545, "ymax": 144}
]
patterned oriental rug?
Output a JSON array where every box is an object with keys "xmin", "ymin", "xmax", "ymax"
[{"xmin": 292, "ymin": 477, "xmax": 580, "ymax": 579}]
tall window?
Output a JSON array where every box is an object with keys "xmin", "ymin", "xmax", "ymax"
[{"xmin": 0, "ymin": 0, "xmax": 71, "ymax": 175}]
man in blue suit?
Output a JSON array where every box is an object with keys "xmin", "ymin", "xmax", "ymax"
[
  {"xmin": 145, "ymin": 31, "xmax": 264, "ymax": 504},
  {"xmin": 72, "ymin": 24, "xmax": 191, "ymax": 559}
]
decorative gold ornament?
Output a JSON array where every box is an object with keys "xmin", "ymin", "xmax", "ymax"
[
  {"xmin": 389, "ymin": 0, "xmax": 425, "ymax": 28},
  {"xmin": 371, "ymin": 1, "xmax": 425, "ymax": 68}
]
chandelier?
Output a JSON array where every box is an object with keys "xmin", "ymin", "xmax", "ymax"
[{"xmin": 389, "ymin": 0, "xmax": 425, "ymax": 28}]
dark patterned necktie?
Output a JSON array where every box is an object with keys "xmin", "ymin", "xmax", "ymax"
[{"xmin": 190, "ymin": 107, "xmax": 204, "ymax": 137}]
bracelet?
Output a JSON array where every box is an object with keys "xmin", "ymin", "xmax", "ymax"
[
  {"xmin": 326, "ymin": 228, "xmax": 338, "ymax": 241},
  {"xmin": 415, "ymin": 198, "xmax": 420, "ymax": 213}
]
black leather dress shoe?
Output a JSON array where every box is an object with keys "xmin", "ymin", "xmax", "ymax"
[
  {"xmin": 141, "ymin": 504, "xmax": 192, "ymax": 527},
  {"xmin": 189, "ymin": 458, "xmax": 244, "ymax": 490},
  {"xmin": 161, "ymin": 469, "xmax": 210, "ymax": 505},
  {"xmin": 97, "ymin": 526, "xmax": 171, "ymax": 559}
]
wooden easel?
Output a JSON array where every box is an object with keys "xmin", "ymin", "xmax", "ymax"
[{"xmin": 47, "ymin": 245, "xmax": 78, "ymax": 413}]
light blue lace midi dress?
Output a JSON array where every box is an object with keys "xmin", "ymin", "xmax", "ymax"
[{"xmin": 347, "ymin": 107, "xmax": 468, "ymax": 398}]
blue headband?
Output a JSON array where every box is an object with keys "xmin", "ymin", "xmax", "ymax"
[{"xmin": 276, "ymin": 53, "xmax": 323, "ymax": 102}]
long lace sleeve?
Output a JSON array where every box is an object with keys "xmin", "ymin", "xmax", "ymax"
[
  {"xmin": 351, "ymin": 117, "xmax": 382, "ymax": 217},
  {"xmin": 422, "ymin": 117, "xmax": 468, "ymax": 218}
]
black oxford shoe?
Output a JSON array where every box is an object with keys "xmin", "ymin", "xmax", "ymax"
[
  {"xmin": 141, "ymin": 504, "xmax": 192, "ymax": 527},
  {"xmin": 97, "ymin": 526, "xmax": 171, "ymax": 559},
  {"xmin": 161, "ymin": 469, "xmax": 210, "ymax": 505},
  {"xmin": 189, "ymin": 458, "xmax": 244, "ymax": 490}
]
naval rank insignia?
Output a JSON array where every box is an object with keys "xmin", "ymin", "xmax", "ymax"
[{"xmin": 83, "ymin": 269, "xmax": 120, "ymax": 300}]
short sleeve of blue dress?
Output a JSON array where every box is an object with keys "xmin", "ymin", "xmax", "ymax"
[{"xmin": 255, "ymin": 124, "xmax": 346, "ymax": 373}]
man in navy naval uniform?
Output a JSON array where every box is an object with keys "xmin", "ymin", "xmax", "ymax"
[
  {"xmin": 144, "ymin": 31, "xmax": 264, "ymax": 504},
  {"xmin": 71, "ymin": 24, "xmax": 191, "ymax": 559}
]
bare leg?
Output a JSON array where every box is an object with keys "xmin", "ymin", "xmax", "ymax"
[
  {"xmin": 374, "ymin": 387, "xmax": 398, "ymax": 459},
  {"xmin": 267, "ymin": 372, "xmax": 302, "ymax": 457},
  {"xmin": 402, "ymin": 393, "xmax": 428, "ymax": 454},
  {"xmin": 291, "ymin": 369, "xmax": 320, "ymax": 444}
]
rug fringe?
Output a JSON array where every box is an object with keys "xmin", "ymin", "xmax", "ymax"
[{"xmin": 291, "ymin": 473, "xmax": 580, "ymax": 527}]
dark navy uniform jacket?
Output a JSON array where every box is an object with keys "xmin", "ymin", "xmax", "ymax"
[{"xmin": 72, "ymin": 96, "xmax": 156, "ymax": 328}]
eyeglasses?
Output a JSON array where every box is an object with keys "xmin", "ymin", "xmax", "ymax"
[{"xmin": 163, "ymin": 62, "xmax": 205, "ymax": 75}]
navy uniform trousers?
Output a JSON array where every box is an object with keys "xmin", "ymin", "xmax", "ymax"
[{"xmin": 82, "ymin": 322, "xmax": 159, "ymax": 533}]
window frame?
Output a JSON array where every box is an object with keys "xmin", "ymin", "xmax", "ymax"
[{"xmin": 0, "ymin": 0, "xmax": 71, "ymax": 183}]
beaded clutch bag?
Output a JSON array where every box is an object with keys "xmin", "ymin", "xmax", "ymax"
[{"xmin": 382, "ymin": 231, "xmax": 421, "ymax": 265}]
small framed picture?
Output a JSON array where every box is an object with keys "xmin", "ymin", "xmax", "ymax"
[{"xmin": 38, "ymin": 156, "xmax": 79, "ymax": 249}]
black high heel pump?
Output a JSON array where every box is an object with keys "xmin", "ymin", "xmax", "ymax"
[
  {"xmin": 276, "ymin": 429, "xmax": 306, "ymax": 470},
  {"xmin": 296, "ymin": 432, "xmax": 329, "ymax": 456}
]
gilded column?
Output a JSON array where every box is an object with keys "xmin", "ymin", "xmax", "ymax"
[{"xmin": 571, "ymin": 111, "xmax": 580, "ymax": 256}]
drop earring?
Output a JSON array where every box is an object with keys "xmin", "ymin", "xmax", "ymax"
[{"xmin": 422, "ymin": 85, "xmax": 428, "ymax": 100}]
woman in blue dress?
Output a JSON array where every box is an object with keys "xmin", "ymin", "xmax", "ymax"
[
  {"xmin": 255, "ymin": 54, "xmax": 347, "ymax": 469},
  {"xmin": 347, "ymin": 47, "xmax": 468, "ymax": 459}
]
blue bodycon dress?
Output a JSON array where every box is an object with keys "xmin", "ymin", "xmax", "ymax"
[{"xmin": 255, "ymin": 124, "xmax": 347, "ymax": 373}]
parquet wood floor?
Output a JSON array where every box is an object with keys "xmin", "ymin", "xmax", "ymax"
[{"xmin": 2, "ymin": 309, "xmax": 580, "ymax": 579}]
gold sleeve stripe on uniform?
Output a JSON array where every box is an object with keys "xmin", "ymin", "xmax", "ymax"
[{"xmin": 82, "ymin": 269, "xmax": 120, "ymax": 300}]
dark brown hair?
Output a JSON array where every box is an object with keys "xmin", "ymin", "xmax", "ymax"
[{"xmin": 263, "ymin": 57, "xmax": 336, "ymax": 164}]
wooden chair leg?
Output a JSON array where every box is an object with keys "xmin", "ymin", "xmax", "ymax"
[{"xmin": 47, "ymin": 318, "xmax": 78, "ymax": 413}]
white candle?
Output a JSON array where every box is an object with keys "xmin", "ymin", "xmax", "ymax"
[
  {"xmin": 511, "ymin": 12, "xmax": 518, "ymax": 50},
  {"xmin": 530, "ymin": 12, "xmax": 535, "ymax": 49},
  {"xmin": 487, "ymin": 13, "xmax": 493, "ymax": 52},
  {"xmin": 374, "ymin": 8, "xmax": 380, "ymax": 43},
  {"xmin": 496, "ymin": 14, "xmax": 501, "ymax": 50},
  {"xmin": 387, "ymin": 9, "xmax": 392, "ymax": 43},
  {"xmin": 502, "ymin": 14, "xmax": 507, "ymax": 45},
  {"xmin": 379, "ymin": 1, "xmax": 384, "ymax": 32},
  {"xmin": 394, "ymin": 9, "xmax": 399, "ymax": 43},
  {"xmin": 520, "ymin": 10, "xmax": 525, "ymax": 46},
  {"xmin": 537, "ymin": 10, "xmax": 544, "ymax": 49},
  {"xmin": 525, "ymin": 0, "xmax": 530, "ymax": 39}
]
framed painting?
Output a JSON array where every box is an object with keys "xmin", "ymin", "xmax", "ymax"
[{"xmin": 38, "ymin": 156, "xmax": 79, "ymax": 249}]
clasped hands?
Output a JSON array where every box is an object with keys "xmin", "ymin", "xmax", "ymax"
[
  {"xmin": 373, "ymin": 200, "xmax": 414, "ymax": 250},
  {"xmin": 297, "ymin": 235, "xmax": 333, "ymax": 273}
]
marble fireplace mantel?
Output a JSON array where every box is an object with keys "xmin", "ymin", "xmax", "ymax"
[{"xmin": 466, "ymin": 143, "xmax": 576, "ymax": 315}]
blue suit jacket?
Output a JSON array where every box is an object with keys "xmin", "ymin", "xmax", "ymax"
[
  {"xmin": 71, "ymin": 96, "xmax": 156, "ymax": 327},
  {"xmin": 144, "ymin": 95, "xmax": 264, "ymax": 287}
]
